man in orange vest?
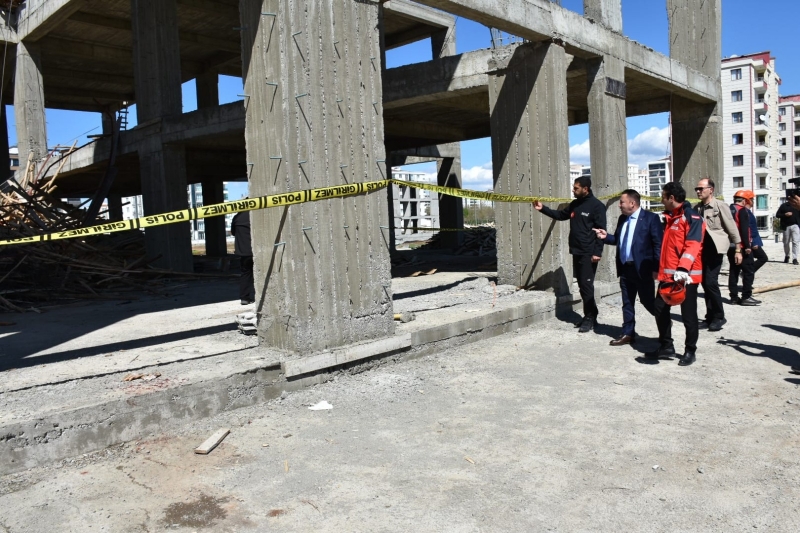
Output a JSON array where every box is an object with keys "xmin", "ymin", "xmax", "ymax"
[
  {"xmin": 727, "ymin": 190, "xmax": 758, "ymax": 306},
  {"xmin": 645, "ymin": 182, "xmax": 706, "ymax": 367}
]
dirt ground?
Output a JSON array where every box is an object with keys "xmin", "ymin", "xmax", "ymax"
[{"xmin": 1, "ymin": 241, "xmax": 800, "ymax": 532}]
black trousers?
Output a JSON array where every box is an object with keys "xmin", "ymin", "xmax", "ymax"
[
  {"xmin": 727, "ymin": 249, "xmax": 755, "ymax": 300},
  {"xmin": 573, "ymin": 254, "xmax": 599, "ymax": 319},
  {"xmin": 654, "ymin": 282, "xmax": 699, "ymax": 353},
  {"xmin": 752, "ymin": 246, "xmax": 768, "ymax": 273},
  {"xmin": 700, "ymin": 248, "xmax": 725, "ymax": 321},
  {"xmin": 239, "ymin": 255, "xmax": 255, "ymax": 301},
  {"xmin": 619, "ymin": 264, "xmax": 656, "ymax": 336}
]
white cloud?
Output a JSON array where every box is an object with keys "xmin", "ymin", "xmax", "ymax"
[
  {"xmin": 569, "ymin": 139, "xmax": 592, "ymax": 165},
  {"xmin": 461, "ymin": 162, "xmax": 494, "ymax": 192},
  {"xmin": 628, "ymin": 126, "xmax": 670, "ymax": 167},
  {"xmin": 569, "ymin": 126, "xmax": 671, "ymax": 169}
]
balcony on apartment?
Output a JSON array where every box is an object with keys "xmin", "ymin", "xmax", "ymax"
[
  {"xmin": 754, "ymin": 118, "xmax": 769, "ymax": 132},
  {"xmin": 753, "ymin": 100, "xmax": 767, "ymax": 111},
  {"xmin": 754, "ymin": 141, "xmax": 769, "ymax": 154}
]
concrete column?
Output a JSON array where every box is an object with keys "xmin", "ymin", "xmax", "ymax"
[
  {"xmin": 586, "ymin": 56, "xmax": 626, "ymax": 283},
  {"xmin": 430, "ymin": 24, "xmax": 456, "ymax": 59},
  {"xmin": 201, "ymin": 180, "xmax": 227, "ymax": 257},
  {"xmin": 240, "ymin": 0, "xmax": 394, "ymax": 352},
  {"xmin": 14, "ymin": 41, "xmax": 47, "ymax": 166},
  {"xmin": 668, "ymin": 0, "xmax": 723, "ymax": 184},
  {"xmin": 101, "ymin": 112, "xmax": 115, "ymax": 135},
  {"xmin": 0, "ymin": 105, "xmax": 10, "ymax": 183},
  {"xmin": 131, "ymin": 0, "xmax": 192, "ymax": 271},
  {"xmin": 196, "ymin": 71, "xmax": 219, "ymax": 109},
  {"xmin": 107, "ymin": 194, "xmax": 123, "ymax": 221},
  {"xmin": 584, "ymin": 0, "xmax": 622, "ymax": 33},
  {"xmin": 138, "ymin": 139, "xmax": 193, "ymax": 271},
  {"xmin": 130, "ymin": 0, "xmax": 182, "ymax": 122},
  {"xmin": 436, "ymin": 155, "xmax": 463, "ymax": 248},
  {"xmin": 489, "ymin": 42, "xmax": 571, "ymax": 293}
]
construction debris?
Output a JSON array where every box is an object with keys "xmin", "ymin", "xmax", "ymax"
[
  {"xmin": 418, "ymin": 225, "xmax": 497, "ymax": 256},
  {"xmin": 393, "ymin": 312, "xmax": 416, "ymax": 323},
  {"xmin": 194, "ymin": 428, "xmax": 230, "ymax": 455},
  {"xmin": 236, "ymin": 312, "xmax": 257, "ymax": 335}
]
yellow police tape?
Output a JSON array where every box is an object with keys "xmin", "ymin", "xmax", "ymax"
[{"xmin": 0, "ymin": 178, "xmax": 664, "ymax": 248}]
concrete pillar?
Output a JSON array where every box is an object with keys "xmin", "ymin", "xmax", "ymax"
[
  {"xmin": 0, "ymin": 105, "xmax": 10, "ymax": 183},
  {"xmin": 430, "ymin": 24, "xmax": 456, "ymax": 59},
  {"xmin": 196, "ymin": 71, "xmax": 219, "ymax": 109},
  {"xmin": 131, "ymin": 0, "xmax": 192, "ymax": 271},
  {"xmin": 107, "ymin": 194, "xmax": 123, "ymax": 221},
  {"xmin": 586, "ymin": 56, "xmax": 626, "ymax": 283},
  {"xmin": 668, "ymin": 0, "xmax": 723, "ymax": 184},
  {"xmin": 436, "ymin": 155, "xmax": 463, "ymax": 248},
  {"xmin": 584, "ymin": 0, "xmax": 622, "ymax": 33},
  {"xmin": 101, "ymin": 112, "xmax": 115, "ymax": 135},
  {"xmin": 489, "ymin": 42, "xmax": 571, "ymax": 293},
  {"xmin": 240, "ymin": 0, "xmax": 394, "ymax": 352},
  {"xmin": 201, "ymin": 180, "xmax": 227, "ymax": 257},
  {"xmin": 14, "ymin": 41, "xmax": 47, "ymax": 166}
]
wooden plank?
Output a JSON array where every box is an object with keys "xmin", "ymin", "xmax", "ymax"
[
  {"xmin": 282, "ymin": 334, "xmax": 413, "ymax": 378},
  {"xmin": 194, "ymin": 428, "xmax": 230, "ymax": 455}
]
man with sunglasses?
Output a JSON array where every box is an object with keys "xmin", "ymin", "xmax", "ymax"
[{"xmin": 693, "ymin": 178, "xmax": 740, "ymax": 331}]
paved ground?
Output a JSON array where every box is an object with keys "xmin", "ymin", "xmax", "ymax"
[{"xmin": 1, "ymin": 241, "xmax": 798, "ymax": 532}]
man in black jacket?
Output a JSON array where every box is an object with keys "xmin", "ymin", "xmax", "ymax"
[
  {"xmin": 231, "ymin": 210, "xmax": 255, "ymax": 305},
  {"xmin": 534, "ymin": 176, "xmax": 607, "ymax": 333}
]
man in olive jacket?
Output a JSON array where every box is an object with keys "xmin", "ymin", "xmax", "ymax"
[{"xmin": 694, "ymin": 178, "xmax": 740, "ymax": 331}]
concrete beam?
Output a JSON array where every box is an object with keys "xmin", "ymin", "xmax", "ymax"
[
  {"xmin": 383, "ymin": 49, "xmax": 491, "ymax": 109},
  {"xmin": 383, "ymin": 0, "xmax": 454, "ymax": 29},
  {"xmin": 411, "ymin": 0, "xmax": 719, "ymax": 104},
  {"xmin": 490, "ymin": 42, "xmax": 571, "ymax": 293},
  {"xmin": 17, "ymin": 0, "xmax": 86, "ymax": 41},
  {"xmin": 388, "ymin": 143, "xmax": 461, "ymax": 166}
]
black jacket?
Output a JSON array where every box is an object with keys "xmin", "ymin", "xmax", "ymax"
[
  {"xmin": 776, "ymin": 202, "xmax": 800, "ymax": 230},
  {"xmin": 231, "ymin": 211, "xmax": 252, "ymax": 257},
  {"xmin": 539, "ymin": 191, "xmax": 606, "ymax": 256}
]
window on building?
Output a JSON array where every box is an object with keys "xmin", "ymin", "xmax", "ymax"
[
  {"xmin": 756, "ymin": 216, "xmax": 768, "ymax": 230},
  {"xmin": 731, "ymin": 69, "xmax": 742, "ymax": 80},
  {"xmin": 781, "ymin": 168, "xmax": 787, "ymax": 176},
  {"xmin": 796, "ymin": 136, "xmax": 800, "ymax": 147},
  {"xmin": 732, "ymin": 134, "xmax": 743, "ymax": 145},
  {"xmin": 780, "ymin": 123, "xmax": 787, "ymax": 131},
  {"xmin": 756, "ymin": 195, "xmax": 768, "ymax": 210},
  {"xmin": 781, "ymin": 138, "xmax": 787, "ymax": 146},
  {"xmin": 758, "ymin": 157, "xmax": 767, "ymax": 168},
  {"xmin": 759, "ymin": 176, "xmax": 767, "ymax": 189},
  {"xmin": 731, "ymin": 90, "xmax": 743, "ymax": 102},
  {"xmin": 781, "ymin": 152, "xmax": 787, "ymax": 160},
  {"xmin": 732, "ymin": 155, "xmax": 744, "ymax": 167},
  {"xmin": 733, "ymin": 176, "xmax": 744, "ymax": 188},
  {"xmin": 780, "ymin": 107, "xmax": 787, "ymax": 116},
  {"xmin": 732, "ymin": 112, "xmax": 743, "ymax": 123}
]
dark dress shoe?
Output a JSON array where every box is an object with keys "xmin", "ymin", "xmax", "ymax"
[
  {"xmin": 708, "ymin": 318, "xmax": 727, "ymax": 332},
  {"xmin": 610, "ymin": 334, "xmax": 635, "ymax": 346},
  {"xmin": 578, "ymin": 317, "xmax": 596, "ymax": 333},
  {"xmin": 729, "ymin": 296, "xmax": 741, "ymax": 305},
  {"xmin": 678, "ymin": 352, "xmax": 696, "ymax": 366},
  {"xmin": 644, "ymin": 346, "xmax": 675, "ymax": 360},
  {"xmin": 739, "ymin": 297, "xmax": 760, "ymax": 306},
  {"xmin": 698, "ymin": 320, "xmax": 711, "ymax": 329},
  {"xmin": 790, "ymin": 366, "xmax": 800, "ymax": 374}
]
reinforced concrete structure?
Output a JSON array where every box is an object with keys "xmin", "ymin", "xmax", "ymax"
[{"xmin": 0, "ymin": 0, "xmax": 722, "ymax": 355}]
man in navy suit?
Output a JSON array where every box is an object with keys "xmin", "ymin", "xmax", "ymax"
[{"xmin": 594, "ymin": 189, "xmax": 664, "ymax": 346}]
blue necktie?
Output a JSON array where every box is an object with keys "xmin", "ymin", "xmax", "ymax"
[{"xmin": 620, "ymin": 217, "xmax": 632, "ymax": 264}]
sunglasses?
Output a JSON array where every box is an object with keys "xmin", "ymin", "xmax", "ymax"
[{"xmin": 694, "ymin": 187, "xmax": 710, "ymax": 192}]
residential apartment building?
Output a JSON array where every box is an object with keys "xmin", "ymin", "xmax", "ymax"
[
  {"xmin": 391, "ymin": 170, "xmax": 440, "ymax": 235},
  {"xmin": 721, "ymin": 52, "xmax": 782, "ymax": 235},
  {"xmin": 778, "ymin": 94, "xmax": 800, "ymax": 205},
  {"xmin": 646, "ymin": 157, "xmax": 671, "ymax": 211},
  {"xmin": 121, "ymin": 183, "xmax": 233, "ymax": 242},
  {"xmin": 627, "ymin": 163, "xmax": 651, "ymax": 210}
]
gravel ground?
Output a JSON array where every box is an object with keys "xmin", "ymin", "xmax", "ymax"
[{"xmin": 1, "ymin": 242, "xmax": 799, "ymax": 532}]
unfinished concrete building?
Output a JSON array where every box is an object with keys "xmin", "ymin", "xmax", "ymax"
[{"xmin": 0, "ymin": 0, "xmax": 722, "ymax": 355}]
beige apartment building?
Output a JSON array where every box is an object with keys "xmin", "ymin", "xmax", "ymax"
[{"xmin": 777, "ymin": 94, "xmax": 800, "ymax": 202}]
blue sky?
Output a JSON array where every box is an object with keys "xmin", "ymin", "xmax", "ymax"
[{"xmin": 7, "ymin": 0, "xmax": 800, "ymax": 199}]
